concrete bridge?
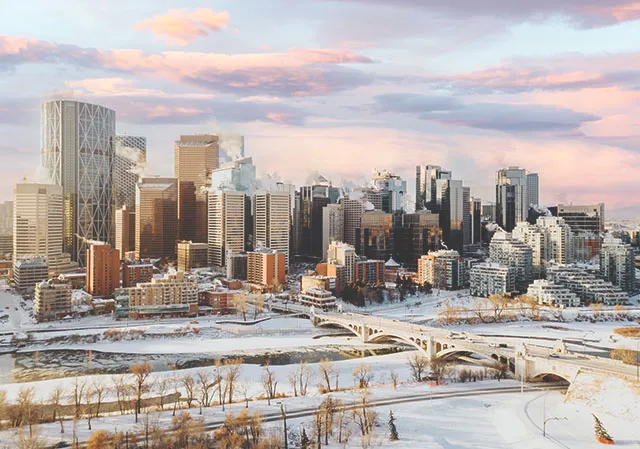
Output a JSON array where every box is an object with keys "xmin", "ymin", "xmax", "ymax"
[{"xmin": 312, "ymin": 311, "xmax": 639, "ymax": 385}]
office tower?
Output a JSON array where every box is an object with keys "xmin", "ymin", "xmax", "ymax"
[
  {"xmin": 115, "ymin": 205, "xmax": 136, "ymax": 256},
  {"xmin": 113, "ymin": 135, "xmax": 146, "ymax": 210},
  {"xmin": 254, "ymin": 191, "xmax": 291, "ymax": 266},
  {"xmin": 489, "ymin": 232, "xmax": 534, "ymax": 292},
  {"xmin": 343, "ymin": 198, "xmax": 365, "ymax": 249},
  {"xmin": 208, "ymin": 190, "xmax": 245, "ymax": 268},
  {"xmin": 13, "ymin": 183, "xmax": 64, "ymax": 267},
  {"xmin": 462, "ymin": 186, "xmax": 471, "ymax": 250},
  {"xmin": 470, "ymin": 263, "xmax": 517, "ymax": 297},
  {"xmin": 439, "ymin": 179, "xmax": 466, "ymax": 253},
  {"xmin": 327, "ymin": 241, "xmax": 356, "ymax": 283},
  {"xmin": 41, "ymin": 100, "xmax": 116, "ymax": 264},
  {"xmin": 417, "ymin": 250, "xmax": 464, "ymax": 290},
  {"xmin": 210, "ymin": 157, "xmax": 256, "ymax": 195},
  {"xmin": 371, "ymin": 169, "xmax": 406, "ymax": 217},
  {"xmin": 358, "ymin": 210, "xmax": 394, "ymax": 261},
  {"xmin": 177, "ymin": 241, "xmax": 209, "ymax": 272},
  {"xmin": 296, "ymin": 185, "xmax": 332, "ymax": 258},
  {"xmin": 174, "ymin": 134, "xmax": 219, "ymax": 242},
  {"xmin": 415, "ymin": 165, "xmax": 451, "ymax": 211},
  {"xmin": 526, "ymin": 173, "xmax": 539, "ymax": 207},
  {"xmin": 552, "ymin": 204, "xmax": 605, "ymax": 234},
  {"xmin": 247, "ymin": 249, "xmax": 286, "ymax": 288},
  {"xmin": 86, "ymin": 243, "xmax": 120, "ymax": 298},
  {"xmin": 395, "ymin": 211, "xmax": 442, "ymax": 271},
  {"xmin": 512, "ymin": 216, "xmax": 573, "ymax": 275},
  {"xmin": 227, "ymin": 253, "xmax": 248, "ymax": 280},
  {"xmin": 471, "ymin": 197, "xmax": 482, "ymax": 244},
  {"xmin": 135, "ymin": 177, "xmax": 178, "ymax": 260},
  {"xmin": 322, "ymin": 204, "xmax": 344, "ymax": 260},
  {"xmin": 122, "ymin": 261, "xmax": 154, "ymax": 288},
  {"xmin": 482, "ymin": 202, "xmax": 497, "ymax": 222},
  {"xmin": 354, "ymin": 187, "xmax": 383, "ymax": 210},
  {"xmin": 34, "ymin": 278, "xmax": 72, "ymax": 322},
  {"xmin": 0, "ymin": 235, "xmax": 11, "ymax": 259},
  {"xmin": 0, "ymin": 201, "xmax": 12, "ymax": 234},
  {"xmin": 600, "ymin": 234, "xmax": 635, "ymax": 293},
  {"xmin": 495, "ymin": 167, "xmax": 528, "ymax": 232}
]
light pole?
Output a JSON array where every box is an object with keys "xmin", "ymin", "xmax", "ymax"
[
  {"xmin": 278, "ymin": 402, "xmax": 288, "ymax": 449},
  {"xmin": 543, "ymin": 417, "xmax": 567, "ymax": 437}
]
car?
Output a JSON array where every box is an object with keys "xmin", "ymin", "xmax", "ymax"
[
  {"xmin": 498, "ymin": 343, "xmax": 508, "ymax": 348},
  {"xmin": 549, "ymin": 353, "xmax": 560, "ymax": 358},
  {"xmin": 488, "ymin": 343, "xmax": 499, "ymax": 348}
]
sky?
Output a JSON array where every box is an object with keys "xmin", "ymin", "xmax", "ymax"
[{"xmin": 1, "ymin": 0, "xmax": 639, "ymax": 216}]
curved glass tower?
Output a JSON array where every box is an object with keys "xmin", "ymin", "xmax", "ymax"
[{"xmin": 41, "ymin": 100, "xmax": 116, "ymax": 265}]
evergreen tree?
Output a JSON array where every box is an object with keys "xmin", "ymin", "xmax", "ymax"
[
  {"xmin": 592, "ymin": 414, "xmax": 614, "ymax": 443},
  {"xmin": 388, "ymin": 410, "xmax": 399, "ymax": 441},
  {"xmin": 300, "ymin": 426, "xmax": 310, "ymax": 449}
]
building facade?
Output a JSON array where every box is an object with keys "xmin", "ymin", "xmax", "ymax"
[
  {"xmin": 247, "ymin": 249, "xmax": 286, "ymax": 289},
  {"xmin": 322, "ymin": 204, "xmax": 344, "ymax": 261},
  {"xmin": 13, "ymin": 258, "xmax": 49, "ymax": 294},
  {"xmin": 417, "ymin": 250, "xmax": 464, "ymax": 290},
  {"xmin": 35, "ymin": 279, "xmax": 72, "ymax": 321},
  {"xmin": 600, "ymin": 234, "xmax": 636, "ymax": 293},
  {"xmin": 208, "ymin": 191, "xmax": 245, "ymax": 267},
  {"xmin": 113, "ymin": 135, "xmax": 146, "ymax": 210},
  {"xmin": 86, "ymin": 243, "xmax": 120, "ymax": 298},
  {"xmin": 488, "ymin": 232, "xmax": 534, "ymax": 292},
  {"xmin": 128, "ymin": 271, "xmax": 199, "ymax": 316},
  {"xmin": 554, "ymin": 204, "xmax": 605, "ymax": 234},
  {"xmin": 394, "ymin": 211, "xmax": 441, "ymax": 271},
  {"xmin": 327, "ymin": 241, "xmax": 356, "ymax": 284},
  {"xmin": 135, "ymin": 177, "xmax": 178, "ymax": 260},
  {"xmin": 358, "ymin": 210, "xmax": 394, "ymax": 261},
  {"xmin": 469, "ymin": 263, "xmax": 517, "ymax": 298},
  {"xmin": 495, "ymin": 167, "xmax": 528, "ymax": 232},
  {"xmin": 115, "ymin": 205, "xmax": 136, "ymax": 256},
  {"xmin": 527, "ymin": 279, "xmax": 580, "ymax": 307},
  {"xmin": 177, "ymin": 241, "xmax": 209, "ymax": 272},
  {"xmin": 122, "ymin": 262, "xmax": 154, "ymax": 288},
  {"xmin": 41, "ymin": 100, "xmax": 116, "ymax": 264},
  {"xmin": 254, "ymin": 191, "xmax": 291, "ymax": 265}
]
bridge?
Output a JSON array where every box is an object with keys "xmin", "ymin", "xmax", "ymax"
[{"xmin": 312, "ymin": 311, "xmax": 639, "ymax": 385}]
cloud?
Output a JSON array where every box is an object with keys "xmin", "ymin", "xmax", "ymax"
[
  {"xmin": 422, "ymin": 53, "xmax": 640, "ymax": 94},
  {"xmin": 0, "ymin": 35, "xmax": 374, "ymax": 97},
  {"xmin": 320, "ymin": 0, "xmax": 640, "ymax": 27},
  {"xmin": 134, "ymin": 8, "xmax": 231, "ymax": 46},
  {"xmin": 372, "ymin": 93, "xmax": 599, "ymax": 132}
]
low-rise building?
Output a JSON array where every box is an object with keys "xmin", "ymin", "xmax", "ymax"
[
  {"xmin": 469, "ymin": 263, "xmax": 516, "ymax": 297},
  {"xmin": 34, "ymin": 279, "xmax": 72, "ymax": 321},
  {"xmin": 315, "ymin": 263, "xmax": 348, "ymax": 295},
  {"xmin": 301, "ymin": 275, "xmax": 332, "ymax": 293},
  {"xmin": 122, "ymin": 261, "xmax": 154, "ymax": 288},
  {"xmin": 57, "ymin": 272, "xmax": 87, "ymax": 289},
  {"xmin": 247, "ymin": 249, "xmax": 286, "ymax": 290},
  {"xmin": 14, "ymin": 258, "xmax": 49, "ymax": 294},
  {"xmin": 127, "ymin": 271, "xmax": 199, "ymax": 318},
  {"xmin": 354, "ymin": 259, "xmax": 384, "ymax": 286},
  {"xmin": 526, "ymin": 279, "xmax": 580, "ymax": 308},
  {"xmin": 417, "ymin": 250, "xmax": 464, "ymax": 290},
  {"xmin": 177, "ymin": 241, "xmax": 209, "ymax": 272},
  {"xmin": 546, "ymin": 265, "xmax": 628, "ymax": 305},
  {"xmin": 200, "ymin": 289, "xmax": 239, "ymax": 311},
  {"xmin": 297, "ymin": 288, "xmax": 337, "ymax": 310}
]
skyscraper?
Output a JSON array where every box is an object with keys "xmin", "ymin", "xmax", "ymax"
[
  {"xmin": 553, "ymin": 204, "xmax": 605, "ymax": 234},
  {"xmin": 343, "ymin": 198, "xmax": 365, "ymax": 249},
  {"xmin": 358, "ymin": 210, "xmax": 394, "ymax": 261},
  {"xmin": 496, "ymin": 167, "xmax": 528, "ymax": 232},
  {"xmin": 13, "ymin": 183, "xmax": 64, "ymax": 272},
  {"xmin": 115, "ymin": 205, "xmax": 135, "ymax": 257},
  {"xmin": 489, "ymin": 232, "xmax": 534, "ymax": 292},
  {"xmin": 470, "ymin": 197, "xmax": 482, "ymax": 245},
  {"xmin": 371, "ymin": 169, "xmax": 406, "ymax": 218},
  {"xmin": 207, "ymin": 190, "xmax": 245, "ymax": 268},
  {"xmin": 174, "ymin": 135, "xmax": 219, "ymax": 243},
  {"xmin": 526, "ymin": 173, "xmax": 539, "ymax": 208},
  {"xmin": 254, "ymin": 191, "xmax": 291, "ymax": 266},
  {"xmin": 322, "ymin": 204, "xmax": 344, "ymax": 261},
  {"xmin": 295, "ymin": 185, "xmax": 331, "ymax": 258},
  {"xmin": 113, "ymin": 135, "xmax": 146, "ymax": 210},
  {"xmin": 513, "ymin": 216, "xmax": 573, "ymax": 275},
  {"xmin": 415, "ymin": 165, "xmax": 451, "ymax": 211},
  {"xmin": 135, "ymin": 177, "xmax": 178, "ymax": 260},
  {"xmin": 41, "ymin": 100, "xmax": 116, "ymax": 264},
  {"xmin": 395, "ymin": 211, "xmax": 441, "ymax": 271},
  {"xmin": 439, "ymin": 179, "xmax": 467, "ymax": 253}
]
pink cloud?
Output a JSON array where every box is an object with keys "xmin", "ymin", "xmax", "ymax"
[{"xmin": 134, "ymin": 8, "xmax": 231, "ymax": 46}]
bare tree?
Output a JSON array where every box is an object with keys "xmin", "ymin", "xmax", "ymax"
[
  {"xmin": 233, "ymin": 294, "xmax": 249, "ymax": 321},
  {"xmin": 488, "ymin": 294, "xmax": 511, "ymax": 322},
  {"xmin": 130, "ymin": 360, "xmax": 152, "ymax": 423},
  {"xmin": 70, "ymin": 379, "xmax": 86, "ymax": 420},
  {"xmin": 253, "ymin": 293, "xmax": 265, "ymax": 320},
  {"xmin": 181, "ymin": 375, "xmax": 196, "ymax": 409},
  {"xmin": 91, "ymin": 380, "xmax": 107, "ymax": 418},
  {"xmin": 156, "ymin": 376, "xmax": 173, "ymax": 411},
  {"xmin": 429, "ymin": 358, "xmax": 449, "ymax": 385},
  {"xmin": 111, "ymin": 375, "xmax": 130, "ymax": 415},
  {"xmin": 318, "ymin": 359, "xmax": 335, "ymax": 393},
  {"xmin": 47, "ymin": 386, "xmax": 65, "ymax": 434},
  {"xmin": 84, "ymin": 385, "xmax": 96, "ymax": 430},
  {"xmin": 289, "ymin": 361, "xmax": 312, "ymax": 397},
  {"xmin": 261, "ymin": 362, "xmax": 278, "ymax": 405},
  {"xmin": 16, "ymin": 387, "xmax": 37, "ymax": 436},
  {"xmin": 352, "ymin": 390, "xmax": 376, "ymax": 437},
  {"xmin": 352, "ymin": 362, "xmax": 374, "ymax": 389},
  {"xmin": 389, "ymin": 370, "xmax": 399, "ymax": 389},
  {"xmin": 408, "ymin": 353, "xmax": 429, "ymax": 382},
  {"xmin": 196, "ymin": 370, "xmax": 215, "ymax": 414},
  {"xmin": 225, "ymin": 358, "xmax": 243, "ymax": 404}
]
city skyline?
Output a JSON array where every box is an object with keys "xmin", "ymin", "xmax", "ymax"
[{"xmin": 0, "ymin": 1, "xmax": 639, "ymax": 217}]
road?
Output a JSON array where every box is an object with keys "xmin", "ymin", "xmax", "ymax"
[{"xmin": 66, "ymin": 383, "xmax": 566, "ymax": 449}]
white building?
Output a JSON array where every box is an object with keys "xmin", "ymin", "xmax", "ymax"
[
  {"xmin": 600, "ymin": 234, "xmax": 635, "ymax": 293},
  {"xmin": 327, "ymin": 241, "xmax": 356, "ymax": 283},
  {"xmin": 297, "ymin": 288, "xmax": 337, "ymax": 310},
  {"xmin": 254, "ymin": 191, "xmax": 291, "ymax": 266},
  {"xmin": 512, "ymin": 216, "xmax": 573, "ymax": 274},
  {"xmin": 208, "ymin": 191, "xmax": 246, "ymax": 267},
  {"xmin": 322, "ymin": 204, "xmax": 344, "ymax": 261},
  {"xmin": 489, "ymin": 232, "xmax": 533, "ymax": 292},
  {"xmin": 417, "ymin": 250, "xmax": 464, "ymax": 290},
  {"xmin": 527, "ymin": 279, "xmax": 580, "ymax": 307},
  {"xmin": 546, "ymin": 265, "xmax": 628, "ymax": 305},
  {"xmin": 470, "ymin": 263, "xmax": 517, "ymax": 298}
]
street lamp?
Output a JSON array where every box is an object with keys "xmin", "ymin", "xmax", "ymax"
[
  {"xmin": 543, "ymin": 417, "xmax": 567, "ymax": 437},
  {"xmin": 278, "ymin": 402, "xmax": 288, "ymax": 449}
]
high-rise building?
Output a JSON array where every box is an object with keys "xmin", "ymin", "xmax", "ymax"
[
  {"xmin": 174, "ymin": 135, "xmax": 219, "ymax": 242},
  {"xmin": 327, "ymin": 241, "xmax": 356, "ymax": 284},
  {"xmin": 13, "ymin": 183, "xmax": 64, "ymax": 275},
  {"xmin": 417, "ymin": 250, "xmax": 464, "ymax": 290},
  {"xmin": 495, "ymin": 167, "xmax": 528, "ymax": 232},
  {"xmin": 573, "ymin": 231, "xmax": 601, "ymax": 263},
  {"xmin": 343, "ymin": 198, "xmax": 365, "ymax": 249},
  {"xmin": 358, "ymin": 210, "xmax": 394, "ymax": 261},
  {"xmin": 322, "ymin": 204, "xmax": 344, "ymax": 261},
  {"xmin": 247, "ymin": 249, "xmax": 286, "ymax": 288},
  {"xmin": 512, "ymin": 216, "xmax": 573, "ymax": 275},
  {"xmin": 41, "ymin": 100, "xmax": 116, "ymax": 264},
  {"xmin": 600, "ymin": 234, "xmax": 635, "ymax": 293},
  {"xmin": 371, "ymin": 169, "xmax": 406, "ymax": 219},
  {"xmin": 115, "ymin": 205, "xmax": 136, "ymax": 257},
  {"xmin": 415, "ymin": 165, "xmax": 451, "ymax": 211},
  {"xmin": 254, "ymin": 191, "xmax": 291, "ymax": 266},
  {"xmin": 208, "ymin": 191, "xmax": 245, "ymax": 268},
  {"xmin": 489, "ymin": 232, "xmax": 534, "ymax": 292},
  {"xmin": 0, "ymin": 201, "xmax": 12, "ymax": 235},
  {"xmin": 135, "ymin": 177, "xmax": 178, "ymax": 260},
  {"xmin": 462, "ymin": 186, "xmax": 472, "ymax": 250},
  {"xmin": 394, "ymin": 211, "xmax": 441, "ymax": 271},
  {"xmin": 470, "ymin": 197, "xmax": 482, "ymax": 245},
  {"xmin": 295, "ymin": 185, "xmax": 333, "ymax": 258},
  {"xmin": 86, "ymin": 243, "xmax": 120, "ymax": 298},
  {"xmin": 439, "ymin": 179, "xmax": 467, "ymax": 252},
  {"xmin": 113, "ymin": 135, "xmax": 146, "ymax": 210},
  {"xmin": 526, "ymin": 173, "xmax": 539, "ymax": 207},
  {"xmin": 482, "ymin": 203, "xmax": 497, "ymax": 222},
  {"xmin": 552, "ymin": 204, "xmax": 605, "ymax": 234}
]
